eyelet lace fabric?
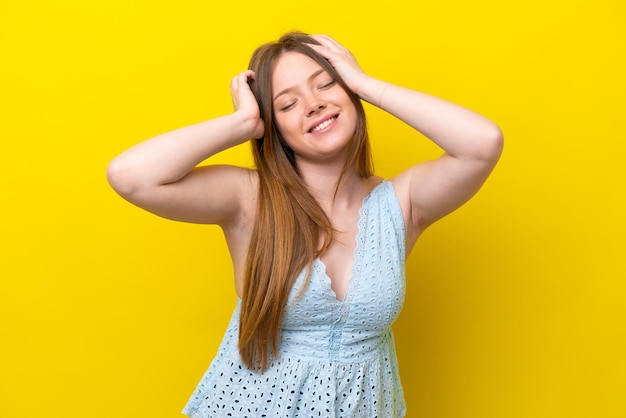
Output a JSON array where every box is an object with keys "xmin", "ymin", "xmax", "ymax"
[{"xmin": 183, "ymin": 181, "xmax": 407, "ymax": 417}]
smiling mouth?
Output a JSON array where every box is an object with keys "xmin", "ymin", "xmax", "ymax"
[{"xmin": 309, "ymin": 116, "xmax": 337, "ymax": 133}]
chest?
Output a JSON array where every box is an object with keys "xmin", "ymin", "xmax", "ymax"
[
  {"xmin": 284, "ymin": 185, "xmax": 407, "ymax": 330},
  {"xmin": 319, "ymin": 212, "xmax": 361, "ymax": 302}
]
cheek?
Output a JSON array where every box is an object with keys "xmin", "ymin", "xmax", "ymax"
[
  {"xmin": 274, "ymin": 113, "xmax": 300, "ymax": 139},
  {"xmin": 344, "ymin": 105, "xmax": 358, "ymax": 134}
]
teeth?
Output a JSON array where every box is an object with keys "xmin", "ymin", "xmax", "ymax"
[{"xmin": 311, "ymin": 117, "xmax": 336, "ymax": 132}]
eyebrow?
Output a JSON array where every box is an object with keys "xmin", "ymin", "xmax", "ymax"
[{"xmin": 272, "ymin": 69, "xmax": 326, "ymax": 102}]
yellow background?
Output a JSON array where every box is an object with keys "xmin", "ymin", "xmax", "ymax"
[{"xmin": 1, "ymin": 0, "xmax": 624, "ymax": 417}]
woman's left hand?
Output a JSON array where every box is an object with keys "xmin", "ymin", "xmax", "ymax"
[{"xmin": 309, "ymin": 35, "xmax": 370, "ymax": 97}]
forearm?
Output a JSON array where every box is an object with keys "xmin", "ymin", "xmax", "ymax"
[
  {"xmin": 107, "ymin": 111, "xmax": 252, "ymax": 194},
  {"xmin": 358, "ymin": 76, "xmax": 503, "ymax": 162}
]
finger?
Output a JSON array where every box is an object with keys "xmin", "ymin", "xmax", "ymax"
[
  {"xmin": 312, "ymin": 34, "xmax": 334, "ymax": 44},
  {"xmin": 231, "ymin": 70, "xmax": 255, "ymax": 91},
  {"xmin": 311, "ymin": 34, "xmax": 343, "ymax": 51},
  {"xmin": 306, "ymin": 41, "xmax": 326, "ymax": 53},
  {"xmin": 307, "ymin": 42, "xmax": 335, "ymax": 61},
  {"xmin": 230, "ymin": 75, "xmax": 239, "ymax": 93}
]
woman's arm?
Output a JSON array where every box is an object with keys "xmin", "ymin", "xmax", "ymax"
[
  {"xmin": 310, "ymin": 35, "xmax": 503, "ymax": 234},
  {"xmin": 107, "ymin": 70, "xmax": 264, "ymax": 225}
]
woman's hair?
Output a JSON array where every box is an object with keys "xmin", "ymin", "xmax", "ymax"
[{"xmin": 239, "ymin": 32, "xmax": 373, "ymax": 371}]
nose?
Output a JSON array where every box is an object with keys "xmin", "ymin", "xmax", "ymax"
[{"xmin": 306, "ymin": 97, "xmax": 326, "ymax": 116}]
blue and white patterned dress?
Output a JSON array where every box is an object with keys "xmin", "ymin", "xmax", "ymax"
[{"xmin": 183, "ymin": 180, "xmax": 407, "ymax": 417}]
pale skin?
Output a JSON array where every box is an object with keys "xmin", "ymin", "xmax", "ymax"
[{"xmin": 107, "ymin": 35, "xmax": 503, "ymax": 302}]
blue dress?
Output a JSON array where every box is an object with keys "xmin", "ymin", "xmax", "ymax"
[{"xmin": 183, "ymin": 180, "xmax": 407, "ymax": 417}]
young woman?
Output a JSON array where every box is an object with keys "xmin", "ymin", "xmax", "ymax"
[{"xmin": 107, "ymin": 32, "xmax": 503, "ymax": 418}]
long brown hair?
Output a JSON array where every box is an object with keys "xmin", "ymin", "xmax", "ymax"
[{"xmin": 239, "ymin": 32, "xmax": 373, "ymax": 371}]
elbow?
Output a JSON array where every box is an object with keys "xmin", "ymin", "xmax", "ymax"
[
  {"xmin": 480, "ymin": 124, "xmax": 504, "ymax": 164},
  {"xmin": 106, "ymin": 156, "xmax": 139, "ymax": 199}
]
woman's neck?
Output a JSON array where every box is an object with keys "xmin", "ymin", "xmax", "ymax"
[{"xmin": 298, "ymin": 163, "xmax": 369, "ymax": 210}]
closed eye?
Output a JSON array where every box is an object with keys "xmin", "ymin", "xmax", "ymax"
[
  {"xmin": 319, "ymin": 80, "xmax": 336, "ymax": 89},
  {"xmin": 280, "ymin": 101, "xmax": 297, "ymax": 111}
]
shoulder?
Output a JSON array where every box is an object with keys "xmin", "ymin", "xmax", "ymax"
[
  {"xmin": 388, "ymin": 170, "xmax": 411, "ymax": 209},
  {"xmin": 389, "ymin": 170, "xmax": 424, "ymax": 251}
]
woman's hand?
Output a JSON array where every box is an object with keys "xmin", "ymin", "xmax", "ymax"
[
  {"xmin": 230, "ymin": 70, "xmax": 265, "ymax": 140},
  {"xmin": 309, "ymin": 35, "xmax": 371, "ymax": 98}
]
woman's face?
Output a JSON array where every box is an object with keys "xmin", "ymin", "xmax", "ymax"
[{"xmin": 271, "ymin": 51, "xmax": 357, "ymax": 166}]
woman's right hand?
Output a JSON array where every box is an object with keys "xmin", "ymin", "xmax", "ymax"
[{"xmin": 231, "ymin": 70, "xmax": 265, "ymax": 140}]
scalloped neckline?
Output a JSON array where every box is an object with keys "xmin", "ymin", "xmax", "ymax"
[{"xmin": 316, "ymin": 180, "xmax": 386, "ymax": 303}]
